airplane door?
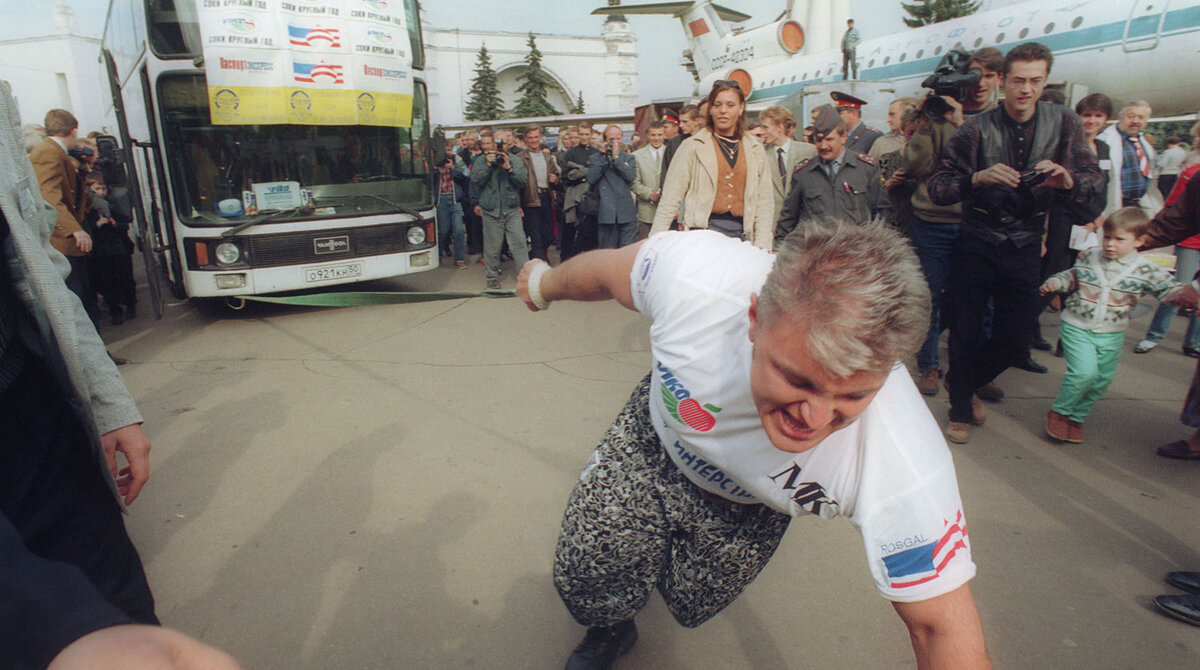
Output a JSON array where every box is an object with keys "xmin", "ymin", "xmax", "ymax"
[{"xmin": 1123, "ymin": 0, "xmax": 1170, "ymax": 52}]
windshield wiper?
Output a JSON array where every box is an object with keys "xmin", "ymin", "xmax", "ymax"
[
  {"xmin": 358, "ymin": 192, "xmax": 426, "ymax": 221},
  {"xmin": 220, "ymin": 208, "xmax": 301, "ymax": 239}
]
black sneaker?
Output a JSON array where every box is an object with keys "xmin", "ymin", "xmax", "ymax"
[{"xmin": 564, "ymin": 620, "xmax": 637, "ymax": 670}]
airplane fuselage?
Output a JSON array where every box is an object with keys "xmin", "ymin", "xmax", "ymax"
[{"xmin": 699, "ymin": 0, "xmax": 1200, "ymax": 117}]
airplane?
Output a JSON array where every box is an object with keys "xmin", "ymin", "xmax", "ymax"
[{"xmin": 594, "ymin": 0, "xmax": 1200, "ymax": 118}]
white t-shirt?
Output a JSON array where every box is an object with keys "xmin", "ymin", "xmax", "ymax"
[{"xmin": 630, "ymin": 230, "xmax": 976, "ymax": 602}]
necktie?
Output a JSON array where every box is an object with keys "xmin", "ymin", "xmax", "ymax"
[
  {"xmin": 777, "ymin": 147, "xmax": 786, "ymax": 177},
  {"xmin": 1133, "ymin": 136, "xmax": 1150, "ymax": 178}
]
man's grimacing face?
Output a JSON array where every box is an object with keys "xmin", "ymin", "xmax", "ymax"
[{"xmin": 748, "ymin": 296, "xmax": 888, "ymax": 453}]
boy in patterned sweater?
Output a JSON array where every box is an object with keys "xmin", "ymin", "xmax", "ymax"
[{"xmin": 1040, "ymin": 207, "xmax": 1185, "ymax": 442}]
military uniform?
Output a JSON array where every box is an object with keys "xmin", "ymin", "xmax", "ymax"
[
  {"xmin": 774, "ymin": 150, "xmax": 891, "ymax": 247},
  {"xmin": 845, "ymin": 122, "xmax": 884, "ymax": 156},
  {"xmin": 831, "ymin": 91, "xmax": 883, "ymax": 156}
]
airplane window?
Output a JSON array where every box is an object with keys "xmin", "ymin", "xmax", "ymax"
[
  {"xmin": 1044, "ymin": 22, "xmax": 1054, "ymax": 34},
  {"xmin": 973, "ymin": 37, "xmax": 983, "ymax": 47},
  {"xmin": 1020, "ymin": 27, "xmax": 1029, "ymax": 38},
  {"xmin": 996, "ymin": 33, "xmax": 1005, "ymax": 42},
  {"xmin": 899, "ymin": 53, "xmax": 906, "ymax": 62},
  {"xmin": 791, "ymin": 75, "xmax": 796, "ymax": 82},
  {"xmin": 934, "ymin": 45, "xmax": 943, "ymax": 55},
  {"xmin": 883, "ymin": 56, "xmax": 890, "ymax": 65},
  {"xmin": 916, "ymin": 49, "xmax": 923, "ymax": 58},
  {"xmin": 953, "ymin": 41, "xmax": 963, "ymax": 50},
  {"xmin": 868, "ymin": 59, "xmax": 875, "ymax": 67},
  {"xmin": 826, "ymin": 66, "xmax": 833, "ymax": 75},
  {"xmin": 1072, "ymin": 16, "xmax": 1083, "ymax": 28}
]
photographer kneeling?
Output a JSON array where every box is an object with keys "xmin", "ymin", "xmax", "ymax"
[{"xmin": 927, "ymin": 42, "xmax": 1102, "ymax": 445}]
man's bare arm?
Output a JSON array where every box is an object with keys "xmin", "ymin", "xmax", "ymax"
[
  {"xmin": 892, "ymin": 583, "xmax": 990, "ymax": 670},
  {"xmin": 515, "ymin": 242, "xmax": 644, "ymax": 312}
]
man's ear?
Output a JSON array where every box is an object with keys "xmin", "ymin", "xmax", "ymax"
[{"xmin": 749, "ymin": 293, "xmax": 759, "ymax": 343}]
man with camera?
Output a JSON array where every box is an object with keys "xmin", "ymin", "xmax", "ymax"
[
  {"xmin": 586, "ymin": 125, "xmax": 638, "ymax": 248},
  {"xmin": 471, "ymin": 131, "xmax": 530, "ymax": 290},
  {"xmin": 928, "ymin": 42, "xmax": 1103, "ymax": 444},
  {"xmin": 962, "ymin": 48, "xmax": 1003, "ymax": 117}
]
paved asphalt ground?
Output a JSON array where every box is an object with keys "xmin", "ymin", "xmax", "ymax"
[{"xmin": 97, "ymin": 250, "xmax": 1200, "ymax": 669}]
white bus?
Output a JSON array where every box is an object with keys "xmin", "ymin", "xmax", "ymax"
[{"xmin": 101, "ymin": 0, "xmax": 437, "ymax": 311}]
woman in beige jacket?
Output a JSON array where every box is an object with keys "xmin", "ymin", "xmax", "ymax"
[{"xmin": 648, "ymin": 81, "xmax": 776, "ymax": 249}]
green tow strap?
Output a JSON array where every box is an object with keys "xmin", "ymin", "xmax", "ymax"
[{"xmin": 237, "ymin": 289, "xmax": 516, "ymax": 307}]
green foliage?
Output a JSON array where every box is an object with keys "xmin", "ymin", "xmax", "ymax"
[
  {"xmin": 901, "ymin": 0, "xmax": 981, "ymax": 28},
  {"xmin": 568, "ymin": 91, "xmax": 586, "ymax": 115},
  {"xmin": 465, "ymin": 44, "xmax": 504, "ymax": 122},
  {"xmin": 511, "ymin": 33, "xmax": 561, "ymax": 119}
]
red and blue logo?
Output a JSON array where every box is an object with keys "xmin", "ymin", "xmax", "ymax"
[
  {"xmin": 288, "ymin": 25, "xmax": 341, "ymax": 48},
  {"xmin": 883, "ymin": 511, "xmax": 968, "ymax": 589},
  {"xmin": 293, "ymin": 62, "xmax": 344, "ymax": 84}
]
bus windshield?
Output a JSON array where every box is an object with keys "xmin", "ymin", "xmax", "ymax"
[{"xmin": 158, "ymin": 74, "xmax": 432, "ymax": 225}]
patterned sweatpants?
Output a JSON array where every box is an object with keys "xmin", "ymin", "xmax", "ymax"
[{"xmin": 553, "ymin": 375, "xmax": 792, "ymax": 629}]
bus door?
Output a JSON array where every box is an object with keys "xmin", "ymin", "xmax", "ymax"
[{"xmin": 102, "ymin": 48, "xmax": 166, "ymax": 318}]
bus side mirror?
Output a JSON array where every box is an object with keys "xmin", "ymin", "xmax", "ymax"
[{"xmin": 95, "ymin": 134, "xmax": 127, "ymax": 188}]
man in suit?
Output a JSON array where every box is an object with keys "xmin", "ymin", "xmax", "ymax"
[
  {"xmin": 632, "ymin": 121, "xmax": 668, "ymax": 239},
  {"xmin": 759, "ymin": 105, "xmax": 817, "ymax": 225},
  {"xmin": 587, "ymin": 125, "xmax": 638, "ymax": 249},
  {"xmin": 1099, "ymin": 100, "xmax": 1162, "ymax": 217},
  {"xmin": 0, "ymin": 85, "xmax": 219, "ymax": 667},
  {"xmin": 831, "ymin": 91, "xmax": 883, "ymax": 156},
  {"xmin": 28, "ymin": 108, "xmax": 96, "ymax": 322}
]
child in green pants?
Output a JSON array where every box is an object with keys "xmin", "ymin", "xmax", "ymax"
[{"xmin": 1040, "ymin": 207, "xmax": 1184, "ymax": 443}]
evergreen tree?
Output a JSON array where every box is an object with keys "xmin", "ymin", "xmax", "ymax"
[
  {"xmin": 568, "ymin": 92, "xmax": 586, "ymax": 115},
  {"xmin": 511, "ymin": 33, "xmax": 561, "ymax": 118},
  {"xmin": 901, "ymin": 0, "xmax": 981, "ymax": 27},
  {"xmin": 465, "ymin": 44, "xmax": 504, "ymax": 121}
]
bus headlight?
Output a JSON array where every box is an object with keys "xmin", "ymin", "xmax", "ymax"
[
  {"xmin": 406, "ymin": 226, "xmax": 426, "ymax": 245},
  {"xmin": 215, "ymin": 241, "xmax": 242, "ymax": 265}
]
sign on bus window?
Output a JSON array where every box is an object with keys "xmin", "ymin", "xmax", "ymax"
[{"xmin": 196, "ymin": 0, "xmax": 414, "ymax": 127}]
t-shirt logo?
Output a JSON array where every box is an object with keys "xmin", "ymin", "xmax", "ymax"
[
  {"xmin": 882, "ymin": 510, "xmax": 968, "ymax": 589},
  {"xmin": 657, "ymin": 362, "xmax": 721, "ymax": 432}
]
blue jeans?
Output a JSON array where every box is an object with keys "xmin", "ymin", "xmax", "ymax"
[
  {"xmin": 436, "ymin": 193, "xmax": 466, "ymax": 263},
  {"xmin": 911, "ymin": 219, "xmax": 960, "ymax": 371},
  {"xmin": 1143, "ymin": 246, "xmax": 1200, "ymax": 349}
]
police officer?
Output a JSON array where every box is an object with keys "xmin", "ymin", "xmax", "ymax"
[
  {"xmin": 831, "ymin": 91, "xmax": 883, "ymax": 155},
  {"xmin": 775, "ymin": 105, "xmax": 890, "ymax": 247}
]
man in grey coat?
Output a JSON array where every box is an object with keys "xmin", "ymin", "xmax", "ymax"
[
  {"xmin": 587, "ymin": 125, "xmax": 638, "ymax": 248},
  {"xmin": 0, "ymin": 85, "xmax": 236, "ymax": 668},
  {"xmin": 471, "ymin": 131, "xmax": 529, "ymax": 289}
]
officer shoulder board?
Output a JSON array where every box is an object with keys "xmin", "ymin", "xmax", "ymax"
[
  {"xmin": 856, "ymin": 152, "xmax": 877, "ymax": 166},
  {"xmin": 793, "ymin": 158, "xmax": 813, "ymax": 174}
]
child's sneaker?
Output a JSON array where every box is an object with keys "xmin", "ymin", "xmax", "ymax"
[
  {"xmin": 1046, "ymin": 410, "xmax": 1071, "ymax": 442},
  {"xmin": 1067, "ymin": 420, "xmax": 1084, "ymax": 444}
]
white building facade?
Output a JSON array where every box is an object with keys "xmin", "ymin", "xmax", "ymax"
[
  {"xmin": 0, "ymin": 1, "xmax": 112, "ymax": 134},
  {"xmin": 424, "ymin": 15, "xmax": 637, "ymax": 127}
]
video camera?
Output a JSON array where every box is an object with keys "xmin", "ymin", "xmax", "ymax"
[{"xmin": 920, "ymin": 48, "xmax": 982, "ymax": 118}]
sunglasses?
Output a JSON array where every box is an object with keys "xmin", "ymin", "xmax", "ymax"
[{"xmin": 713, "ymin": 79, "xmax": 743, "ymax": 91}]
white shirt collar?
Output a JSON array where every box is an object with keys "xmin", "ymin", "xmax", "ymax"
[{"xmin": 49, "ymin": 136, "xmax": 69, "ymax": 153}]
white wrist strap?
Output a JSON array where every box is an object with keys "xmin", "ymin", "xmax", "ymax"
[{"xmin": 528, "ymin": 260, "xmax": 551, "ymax": 311}]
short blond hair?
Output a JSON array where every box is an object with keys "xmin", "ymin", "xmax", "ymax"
[{"xmin": 759, "ymin": 105, "xmax": 797, "ymax": 131}]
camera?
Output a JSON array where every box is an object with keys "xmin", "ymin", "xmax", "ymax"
[
  {"xmin": 920, "ymin": 48, "xmax": 982, "ymax": 118},
  {"xmin": 1019, "ymin": 170, "xmax": 1049, "ymax": 188}
]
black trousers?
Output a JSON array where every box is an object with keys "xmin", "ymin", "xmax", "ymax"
[
  {"xmin": 523, "ymin": 191, "xmax": 553, "ymax": 262},
  {"xmin": 946, "ymin": 234, "xmax": 1041, "ymax": 423},
  {"xmin": 65, "ymin": 255, "xmax": 99, "ymax": 325},
  {"xmin": 90, "ymin": 253, "xmax": 137, "ymax": 315},
  {"xmin": 0, "ymin": 349, "xmax": 157, "ymax": 624}
]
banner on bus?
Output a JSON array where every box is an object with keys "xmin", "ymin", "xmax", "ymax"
[{"xmin": 197, "ymin": 0, "xmax": 413, "ymax": 127}]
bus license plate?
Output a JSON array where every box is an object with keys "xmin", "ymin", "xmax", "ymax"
[{"xmin": 304, "ymin": 262, "xmax": 363, "ymax": 283}]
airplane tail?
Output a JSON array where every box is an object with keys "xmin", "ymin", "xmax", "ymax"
[{"xmin": 592, "ymin": 2, "xmax": 749, "ymax": 80}]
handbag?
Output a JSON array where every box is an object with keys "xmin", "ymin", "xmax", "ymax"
[{"xmin": 578, "ymin": 182, "xmax": 601, "ymax": 217}]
